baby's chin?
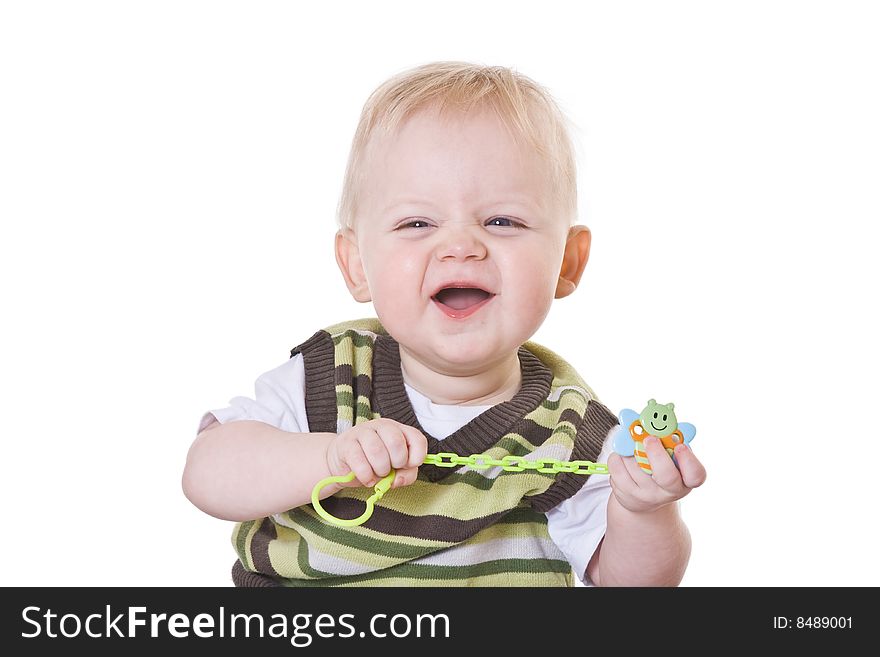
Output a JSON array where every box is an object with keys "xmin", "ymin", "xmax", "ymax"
[{"xmin": 398, "ymin": 330, "xmax": 524, "ymax": 371}]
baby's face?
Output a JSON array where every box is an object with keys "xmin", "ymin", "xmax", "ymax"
[{"xmin": 339, "ymin": 106, "xmax": 574, "ymax": 374}]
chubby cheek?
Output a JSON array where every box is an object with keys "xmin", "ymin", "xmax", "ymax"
[
  {"xmin": 502, "ymin": 252, "xmax": 559, "ymax": 320},
  {"xmin": 371, "ymin": 276, "xmax": 412, "ymax": 312},
  {"xmin": 363, "ymin": 245, "xmax": 425, "ymax": 323},
  {"xmin": 513, "ymin": 277, "xmax": 555, "ymax": 333}
]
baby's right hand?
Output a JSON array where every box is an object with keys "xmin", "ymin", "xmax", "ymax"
[{"xmin": 325, "ymin": 419, "xmax": 428, "ymax": 490}]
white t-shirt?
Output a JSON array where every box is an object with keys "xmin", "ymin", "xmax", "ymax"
[{"xmin": 199, "ymin": 354, "xmax": 613, "ymax": 586}]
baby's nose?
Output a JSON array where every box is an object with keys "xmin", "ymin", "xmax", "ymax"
[{"xmin": 435, "ymin": 226, "xmax": 488, "ymax": 261}]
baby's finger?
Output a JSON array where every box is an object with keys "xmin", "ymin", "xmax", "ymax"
[
  {"xmin": 620, "ymin": 450, "xmax": 652, "ymax": 486},
  {"xmin": 373, "ymin": 422, "xmax": 410, "ymax": 470},
  {"xmin": 390, "ymin": 466, "xmax": 419, "ymax": 489},
  {"xmin": 357, "ymin": 432, "xmax": 392, "ymax": 479},
  {"xmin": 644, "ymin": 437, "xmax": 684, "ymax": 493},
  {"xmin": 673, "ymin": 444, "xmax": 707, "ymax": 489},
  {"xmin": 607, "ymin": 453, "xmax": 640, "ymax": 497},
  {"xmin": 345, "ymin": 443, "xmax": 378, "ymax": 487},
  {"xmin": 401, "ymin": 425, "xmax": 429, "ymax": 468}
]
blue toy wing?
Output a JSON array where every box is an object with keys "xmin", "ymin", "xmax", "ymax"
[
  {"xmin": 612, "ymin": 409, "xmax": 639, "ymax": 456},
  {"xmin": 618, "ymin": 408, "xmax": 639, "ymax": 426},
  {"xmin": 678, "ymin": 422, "xmax": 696, "ymax": 446}
]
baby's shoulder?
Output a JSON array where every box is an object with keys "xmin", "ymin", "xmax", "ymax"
[
  {"xmin": 322, "ymin": 317, "xmax": 387, "ymax": 338},
  {"xmin": 522, "ymin": 339, "xmax": 598, "ymax": 402},
  {"xmin": 291, "ymin": 317, "xmax": 386, "ymax": 357}
]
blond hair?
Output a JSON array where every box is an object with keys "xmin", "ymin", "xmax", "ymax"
[{"xmin": 336, "ymin": 61, "xmax": 578, "ymax": 230}]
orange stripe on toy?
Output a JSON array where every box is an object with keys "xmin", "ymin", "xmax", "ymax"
[{"xmin": 633, "ymin": 439, "xmax": 653, "ymax": 474}]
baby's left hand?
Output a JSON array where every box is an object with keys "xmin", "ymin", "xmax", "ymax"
[{"xmin": 607, "ymin": 436, "xmax": 707, "ymax": 514}]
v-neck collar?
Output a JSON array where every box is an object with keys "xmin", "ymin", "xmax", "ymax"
[{"xmin": 372, "ymin": 333, "xmax": 553, "ymax": 482}]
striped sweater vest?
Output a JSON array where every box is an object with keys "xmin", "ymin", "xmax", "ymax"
[{"xmin": 231, "ymin": 318, "xmax": 618, "ymax": 587}]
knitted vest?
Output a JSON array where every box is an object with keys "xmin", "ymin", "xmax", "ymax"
[{"xmin": 231, "ymin": 318, "xmax": 618, "ymax": 587}]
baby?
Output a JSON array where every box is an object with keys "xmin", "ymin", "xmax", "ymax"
[{"xmin": 182, "ymin": 61, "xmax": 706, "ymax": 587}]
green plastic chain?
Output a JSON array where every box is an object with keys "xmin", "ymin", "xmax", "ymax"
[{"xmin": 310, "ymin": 453, "xmax": 609, "ymax": 527}]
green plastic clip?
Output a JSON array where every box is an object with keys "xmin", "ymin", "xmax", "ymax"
[{"xmin": 311, "ymin": 470, "xmax": 397, "ymax": 527}]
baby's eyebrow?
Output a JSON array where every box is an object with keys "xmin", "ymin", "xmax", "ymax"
[
  {"xmin": 381, "ymin": 198, "xmax": 439, "ymax": 213},
  {"xmin": 483, "ymin": 199, "xmax": 544, "ymax": 214},
  {"xmin": 381, "ymin": 197, "xmax": 544, "ymax": 215}
]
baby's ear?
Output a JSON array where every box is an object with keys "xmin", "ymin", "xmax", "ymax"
[
  {"xmin": 555, "ymin": 225, "xmax": 591, "ymax": 299},
  {"xmin": 335, "ymin": 229, "xmax": 372, "ymax": 302}
]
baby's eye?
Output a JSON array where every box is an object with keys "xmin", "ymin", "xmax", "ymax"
[
  {"xmin": 398, "ymin": 219, "xmax": 432, "ymax": 229},
  {"xmin": 486, "ymin": 216, "xmax": 522, "ymax": 228}
]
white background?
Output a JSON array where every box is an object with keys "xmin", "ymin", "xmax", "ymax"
[{"xmin": 2, "ymin": 1, "xmax": 877, "ymax": 587}]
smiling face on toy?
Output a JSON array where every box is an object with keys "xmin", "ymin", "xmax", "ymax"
[{"xmin": 639, "ymin": 399, "xmax": 678, "ymax": 438}]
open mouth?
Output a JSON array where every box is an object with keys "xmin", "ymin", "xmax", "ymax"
[
  {"xmin": 433, "ymin": 287, "xmax": 492, "ymax": 310},
  {"xmin": 431, "ymin": 287, "xmax": 495, "ymax": 318}
]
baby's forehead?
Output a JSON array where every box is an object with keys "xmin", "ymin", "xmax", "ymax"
[
  {"xmin": 369, "ymin": 110, "xmax": 551, "ymax": 185},
  {"xmin": 370, "ymin": 104, "xmax": 537, "ymax": 154}
]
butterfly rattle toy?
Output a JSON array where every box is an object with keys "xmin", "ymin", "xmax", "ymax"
[{"xmin": 611, "ymin": 399, "xmax": 696, "ymax": 475}]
